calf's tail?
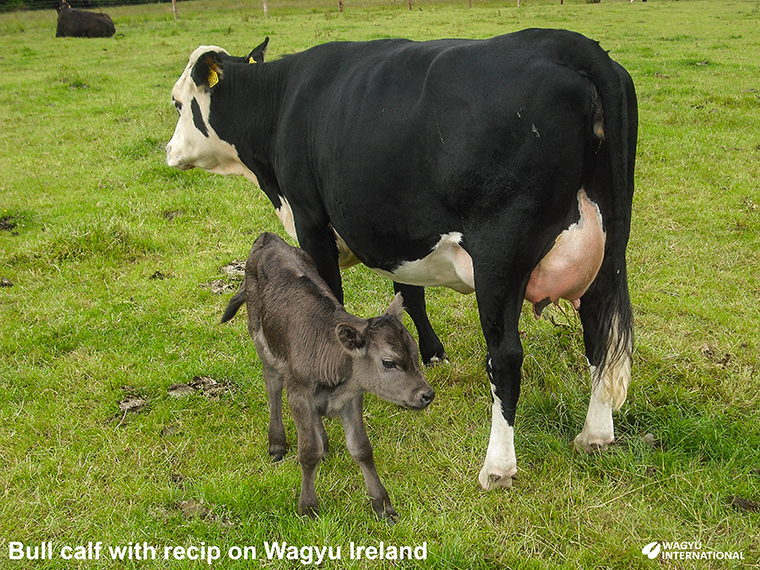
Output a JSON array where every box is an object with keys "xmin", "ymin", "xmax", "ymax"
[{"xmin": 221, "ymin": 284, "xmax": 246, "ymax": 323}]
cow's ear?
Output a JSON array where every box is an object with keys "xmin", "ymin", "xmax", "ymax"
[
  {"xmin": 384, "ymin": 292, "xmax": 405, "ymax": 321},
  {"xmin": 247, "ymin": 36, "xmax": 269, "ymax": 64},
  {"xmin": 191, "ymin": 51, "xmax": 224, "ymax": 90},
  {"xmin": 336, "ymin": 323, "xmax": 367, "ymax": 356}
]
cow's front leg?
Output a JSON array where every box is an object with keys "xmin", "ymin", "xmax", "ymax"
[
  {"xmin": 478, "ymin": 331, "xmax": 522, "ymax": 490},
  {"xmin": 467, "ymin": 241, "xmax": 525, "ymax": 491},
  {"xmin": 294, "ymin": 215, "xmax": 345, "ymax": 304},
  {"xmin": 393, "ymin": 283, "xmax": 447, "ymax": 365},
  {"xmin": 340, "ymin": 395, "xmax": 397, "ymax": 522}
]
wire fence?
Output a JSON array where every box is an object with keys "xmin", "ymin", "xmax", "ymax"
[
  {"xmin": 0, "ymin": 0, "xmax": 183, "ymax": 12},
  {"xmin": 1, "ymin": 0, "xmax": 612, "ymax": 15}
]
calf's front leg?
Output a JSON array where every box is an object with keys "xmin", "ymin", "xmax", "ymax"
[
  {"xmin": 340, "ymin": 395, "xmax": 397, "ymax": 522},
  {"xmin": 289, "ymin": 398, "xmax": 325, "ymax": 518}
]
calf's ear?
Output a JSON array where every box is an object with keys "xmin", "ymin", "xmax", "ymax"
[
  {"xmin": 384, "ymin": 292, "xmax": 405, "ymax": 321},
  {"xmin": 336, "ymin": 323, "xmax": 367, "ymax": 356},
  {"xmin": 191, "ymin": 51, "xmax": 224, "ymax": 90}
]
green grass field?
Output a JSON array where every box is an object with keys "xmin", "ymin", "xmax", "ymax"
[{"xmin": 1, "ymin": 0, "xmax": 759, "ymax": 568}]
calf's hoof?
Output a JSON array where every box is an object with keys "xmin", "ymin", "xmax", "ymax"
[
  {"xmin": 269, "ymin": 444, "xmax": 287, "ymax": 462},
  {"xmin": 371, "ymin": 499, "xmax": 398, "ymax": 525},
  {"xmin": 298, "ymin": 500, "xmax": 319, "ymax": 519}
]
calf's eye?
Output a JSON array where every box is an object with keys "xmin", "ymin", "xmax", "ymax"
[{"xmin": 382, "ymin": 359, "xmax": 397, "ymax": 370}]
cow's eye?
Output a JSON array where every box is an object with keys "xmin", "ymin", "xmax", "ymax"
[
  {"xmin": 382, "ymin": 359, "xmax": 397, "ymax": 370},
  {"xmin": 173, "ymin": 98, "xmax": 182, "ymax": 114}
]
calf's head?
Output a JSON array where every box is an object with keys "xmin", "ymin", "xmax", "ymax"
[{"xmin": 337, "ymin": 294, "xmax": 434, "ymax": 410}]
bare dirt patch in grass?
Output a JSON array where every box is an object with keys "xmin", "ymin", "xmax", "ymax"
[{"xmin": 167, "ymin": 376, "xmax": 235, "ymax": 401}]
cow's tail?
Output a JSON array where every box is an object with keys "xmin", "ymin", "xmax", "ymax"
[{"xmin": 581, "ymin": 43, "xmax": 637, "ymax": 411}]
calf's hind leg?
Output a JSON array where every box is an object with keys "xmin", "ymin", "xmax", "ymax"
[
  {"xmin": 259, "ymin": 358, "xmax": 328, "ymax": 461},
  {"xmin": 340, "ymin": 395, "xmax": 397, "ymax": 522},
  {"xmin": 259, "ymin": 357, "xmax": 287, "ymax": 462}
]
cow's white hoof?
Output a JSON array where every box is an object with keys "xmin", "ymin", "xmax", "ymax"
[
  {"xmin": 478, "ymin": 465, "xmax": 517, "ymax": 491},
  {"xmin": 573, "ymin": 430, "xmax": 614, "ymax": 454}
]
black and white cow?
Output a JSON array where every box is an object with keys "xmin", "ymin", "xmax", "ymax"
[{"xmin": 166, "ymin": 29, "xmax": 637, "ymax": 490}]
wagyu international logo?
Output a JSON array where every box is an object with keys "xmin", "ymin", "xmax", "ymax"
[
  {"xmin": 641, "ymin": 541, "xmax": 745, "ymax": 561},
  {"xmin": 641, "ymin": 542, "xmax": 662, "ymax": 559}
]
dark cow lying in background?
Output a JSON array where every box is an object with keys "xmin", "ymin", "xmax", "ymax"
[
  {"xmin": 56, "ymin": 0, "xmax": 115, "ymax": 38},
  {"xmin": 168, "ymin": 30, "xmax": 637, "ymax": 492},
  {"xmin": 222, "ymin": 232, "xmax": 434, "ymax": 520}
]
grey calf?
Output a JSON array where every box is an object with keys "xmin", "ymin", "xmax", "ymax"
[{"xmin": 222, "ymin": 233, "xmax": 434, "ymax": 521}]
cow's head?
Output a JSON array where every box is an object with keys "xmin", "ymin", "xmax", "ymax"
[
  {"xmin": 57, "ymin": 0, "xmax": 71, "ymax": 13},
  {"xmin": 166, "ymin": 46, "xmax": 236, "ymax": 173},
  {"xmin": 165, "ymin": 39, "xmax": 269, "ymax": 176}
]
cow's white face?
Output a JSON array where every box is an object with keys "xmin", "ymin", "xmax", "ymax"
[{"xmin": 166, "ymin": 46, "xmax": 252, "ymax": 178}]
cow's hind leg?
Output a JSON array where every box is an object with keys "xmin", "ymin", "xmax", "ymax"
[
  {"xmin": 465, "ymin": 209, "xmax": 549, "ymax": 491},
  {"xmin": 394, "ymin": 283, "xmax": 447, "ymax": 365},
  {"xmin": 575, "ymin": 261, "xmax": 633, "ymax": 452}
]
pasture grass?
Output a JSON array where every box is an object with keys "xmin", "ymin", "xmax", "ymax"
[{"xmin": 1, "ymin": 0, "xmax": 759, "ymax": 568}]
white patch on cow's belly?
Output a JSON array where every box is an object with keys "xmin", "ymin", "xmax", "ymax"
[
  {"xmin": 272, "ymin": 208, "xmax": 359, "ymax": 270},
  {"xmin": 333, "ymin": 230, "xmax": 361, "ymax": 270},
  {"xmin": 276, "ymin": 196, "xmax": 298, "ymax": 241},
  {"xmin": 372, "ymin": 232, "xmax": 475, "ymax": 294}
]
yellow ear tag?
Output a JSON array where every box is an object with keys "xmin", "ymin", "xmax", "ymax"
[
  {"xmin": 208, "ymin": 68, "xmax": 219, "ymax": 89},
  {"xmin": 248, "ymin": 57, "xmax": 256, "ymax": 64}
]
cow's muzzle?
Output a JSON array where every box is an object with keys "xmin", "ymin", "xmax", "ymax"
[{"xmin": 165, "ymin": 143, "xmax": 194, "ymax": 170}]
